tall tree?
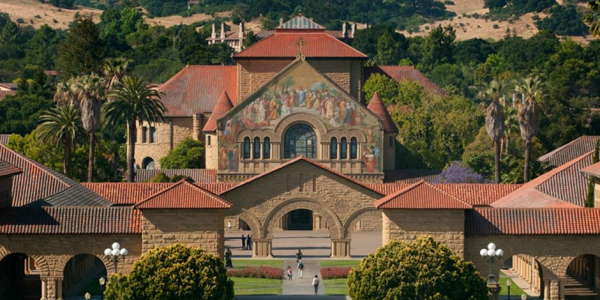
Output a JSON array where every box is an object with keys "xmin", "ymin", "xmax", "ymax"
[
  {"xmin": 72, "ymin": 74, "xmax": 105, "ymax": 182},
  {"xmin": 515, "ymin": 76, "xmax": 544, "ymax": 182},
  {"xmin": 36, "ymin": 105, "xmax": 87, "ymax": 175},
  {"xmin": 585, "ymin": 0, "xmax": 600, "ymax": 36},
  {"xmin": 58, "ymin": 16, "xmax": 107, "ymax": 79},
  {"xmin": 478, "ymin": 80, "xmax": 507, "ymax": 183},
  {"xmin": 104, "ymin": 76, "xmax": 166, "ymax": 182}
]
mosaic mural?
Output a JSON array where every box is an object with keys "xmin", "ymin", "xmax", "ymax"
[{"xmin": 217, "ymin": 61, "xmax": 383, "ymax": 173}]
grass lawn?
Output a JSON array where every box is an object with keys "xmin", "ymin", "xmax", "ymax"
[
  {"xmin": 323, "ymin": 278, "xmax": 349, "ymax": 295},
  {"xmin": 320, "ymin": 260, "xmax": 360, "ymax": 268},
  {"xmin": 498, "ymin": 277, "xmax": 526, "ymax": 296},
  {"xmin": 232, "ymin": 277, "xmax": 282, "ymax": 295},
  {"xmin": 232, "ymin": 259, "xmax": 283, "ymax": 269}
]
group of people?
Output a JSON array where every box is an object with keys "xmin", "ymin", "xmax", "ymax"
[
  {"xmin": 285, "ymin": 249, "xmax": 320, "ymax": 295},
  {"xmin": 241, "ymin": 234, "xmax": 252, "ymax": 250}
]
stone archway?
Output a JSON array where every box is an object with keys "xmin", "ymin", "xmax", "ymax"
[
  {"xmin": 63, "ymin": 253, "xmax": 108, "ymax": 297},
  {"xmin": 340, "ymin": 207, "xmax": 382, "ymax": 257},
  {"xmin": 258, "ymin": 198, "xmax": 346, "ymax": 257}
]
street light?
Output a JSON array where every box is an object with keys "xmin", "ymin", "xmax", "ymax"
[
  {"xmin": 104, "ymin": 242, "xmax": 128, "ymax": 274},
  {"xmin": 506, "ymin": 278, "xmax": 511, "ymax": 300},
  {"xmin": 521, "ymin": 294, "xmax": 527, "ymax": 300},
  {"xmin": 84, "ymin": 292, "xmax": 91, "ymax": 300},
  {"xmin": 480, "ymin": 242, "xmax": 504, "ymax": 283},
  {"xmin": 99, "ymin": 277, "xmax": 106, "ymax": 300}
]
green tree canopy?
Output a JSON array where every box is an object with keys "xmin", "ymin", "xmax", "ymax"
[
  {"xmin": 159, "ymin": 137, "xmax": 205, "ymax": 169},
  {"xmin": 58, "ymin": 16, "xmax": 107, "ymax": 78},
  {"xmin": 104, "ymin": 243, "xmax": 234, "ymax": 300},
  {"xmin": 348, "ymin": 236, "xmax": 487, "ymax": 300}
]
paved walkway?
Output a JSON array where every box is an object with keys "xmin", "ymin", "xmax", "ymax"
[{"xmin": 282, "ymin": 259, "xmax": 322, "ymax": 295}]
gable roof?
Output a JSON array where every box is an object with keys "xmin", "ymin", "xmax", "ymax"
[
  {"xmin": 364, "ymin": 66, "xmax": 445, "ymax": 95},
  {"xmin": 367, "ymin": 92, "xmax": 398, "ymax": 133},
  {"xmin": 134, "ymin": 180, "xmax": 232, "ymax": 209},
  {"xmin": 466, "ymin": 208, "xmax": 600, "ymax": 235},
  {"xmin": 374, "ymin": 180, "xmax": 472, "ymax": 209},
  {"xmin": 157, "ymin": 65, "xmax": 237, "ymax": 116},
  {"xmin": 203, "ymin": 91, "xmax": 234, "ymax": 132},
  {"xmin": 491, "ymin": 152, "xmax": 592, "ymax": 208},
  {"xmin": 0, "ymin": 143, "xmax": 111, "ymax": 207},
  {"xmin": 434, "ymin": 184, "xmax": 522, "ymax": 206},
  {"xmin": 234, "ymin": 32, "xmax": 367, "ymax": 59},
  {"xmin": 134, "ymin": 169, "xmax": 217, "ymax": 183},
  {"xmin": 0, "ymin": 159, "xmax": 22, "ymax": 178},
  {"xmin": 221, "ymin": 156, "xmax": 383, "ymax": 197},
  {"xmin": 278, "ymin": 15, "xmax": 325, "ymax": 30},
  {"xmin": 538, "ymin": 136, "xmax": 599, "ymax": 168}
]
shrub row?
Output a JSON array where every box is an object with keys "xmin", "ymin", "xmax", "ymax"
[
  {"xmin": 320, "ymin": 267, "xmax": 353, "ymax": 279},
  {"xmin": 228, "ymin": 266, "xmax": 283, "ymax": 279}
]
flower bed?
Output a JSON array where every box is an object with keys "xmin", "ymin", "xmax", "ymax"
[
  {"xmin": 228, "ymin": 266, "xmax": 284, "ymax": 279},
  {"xmin": 320, "ymin": 267, "xmax": 352, "ymax": 279}
]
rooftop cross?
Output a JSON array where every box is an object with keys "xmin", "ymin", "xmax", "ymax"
[{"xmin": 296, "ymin": 37, "xmax": 306, "ymax": 59}]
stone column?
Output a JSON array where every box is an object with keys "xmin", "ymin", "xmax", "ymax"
[
  {"xmin": 253, "ymin": 238, "xmax": 272, "ymax": 258},
  {"xmin": 40, "ymin": 277, "xmax": 47, "ymax": 300},
  {"xmin": 559, "ymin": 277, "xmax": 565, "ymax": 300},
  {"xmin": 331, "ymin": 239, "xmax": 350, "ymax": 258},
  {"xmin": 544, "ymin": 280, "xmax": 550, "ymax": 300},
  {"xmin": 56, "ymin": 278, "xmax": 63, "ymax": 300},
  {"xmin": 550, "ymin": 280, "xmax": 559, "ymax": 300}
]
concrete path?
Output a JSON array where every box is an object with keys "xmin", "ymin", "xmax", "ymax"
[
  {"xmin": 282, "ymin": 259, "xmax": 322, "ymax": 295},
  {"xmin": 235, "ymin": 296, "xmax": 350, "ymax": 300}
]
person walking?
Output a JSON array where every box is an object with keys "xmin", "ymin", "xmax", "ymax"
[
  {"xmin": 297, "ymin": 259, "xmax": 304, "ymax": 279},
  {"xmin": 225, "ymin": 248, "xmax": 233, "ymax": 268},
  {"xmin": 312, "ymin": 275, "xmax": 320, "ymax": 295},
  {"xmin": 286, "ymin": 266, "xmax": 293, "ymax": 283},
  {"xmin": 247, "ymin": 234, "xmax": 252, "ymax": 250},
  {"xmin": 295, "ymin": 249, "xmax": 303, "ymax": 262},
  {"xmin": 228, "ymin": 220, "xmax": 232, "ymax": 232},
  {"xmin": 241, "ymin": 234, "xmax": 246, "ymax": 250}
]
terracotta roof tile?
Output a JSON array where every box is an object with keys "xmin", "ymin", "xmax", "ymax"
[
  {"xmin": 0, "ymin": 144, "xmax": 111, "ymax": 207},
  {"xmin": 0, "ymin": 134, "xmax": 9, "ymax": 145},
  {"xmin": 134, "ymin": 180, "xmax": 232, "ymax": 209},
  {"xmin": 203, "ymin": 91, "xmax": 234, "ymax": 132},
  {"xmin": 157, "ymin": 65, "xmax": 237, "ymax": 116},
  {"xmin": 0, "ymin": 207, "xmax": 140, "ymax": 234},
  {"xmin": 434, "ymin": 184, "xmax": 522, "ymax": 206},
  {"xmin": 364, "ymin": 66, "xmax": 445, "ymax": 95},
  {"xmin": 466, "ymin": 208, "xmax": 600, "ymax": 235},
  {"xmin": 539, "ymin": 136, "xmax": 599, "ymax": 168},
  {"xmin": 365, "ymin": 183, "xmax": 412, "ymax": 195},
  {"xmin": 374, "ymin": 180, "xmax": 472, "ymax": 209},
  {"xmin": 367, "ymin": 92, "xmax": 397, "ymax": 133},
  {"xmin": 234, "ymin": 32, "xmax": 367, "ymax": 59},
  {"xmin": 0, "ymin": 159, "xmax": 22, "ymax": 178},
  {"xmin": 134, "ymin": 169, "xmax": 217, "ymax": 183},
  {"xmin": 581, "ymin": 161, "xmax": 600, "ymax": 178}
]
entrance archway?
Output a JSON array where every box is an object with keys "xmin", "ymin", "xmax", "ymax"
[
  {"xmin": 0, "ymin": 253, "xmax": 41, "ymax": 300},
  {"xmin": 342, "ymin": 208, "xmax": 382, "ymax": 257},
  {"xmin": 281, "ymin": 209, "xmax": 313, "ymax": 230},
  {"xmin": 63, "ymin": 254, "xmax": 107, "ymax": 298},
  {"xmin": 564, "ymin": 254, "xmax": 600, "ymax": 299}
]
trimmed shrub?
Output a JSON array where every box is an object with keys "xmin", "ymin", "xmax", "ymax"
[
  {"xmin": 321, "ymin": 267, "xmax": 352, "ymax": 279},
  {"xmin": 228, "ymin": 266, "xmax": 283, "ymax": 279}
]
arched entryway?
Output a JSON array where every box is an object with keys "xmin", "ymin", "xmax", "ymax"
[
  {"xmin": 225, "ymin": 212, "xmax": 261, "ymax": 258},
  {"xmin": 63, "ymin": 254, "xmax": 107, "ymax": 298},
  {"xmin": 0, "ymin": 253, "xmax": 41, "ymax": 300},
  {"xmin": 281, "ymin": 209, "xmax": 313, "ymax": 230},
  {"xmin": 501, "ymin": 254, "xmax": 543, "ymax": 299},
  {"xmin": 142, "ymin": 157, "xmax": 155, "ymax": 169},
  {"xmin": 342, "ymin": 208, "xmax": 382, "ymax": 257},
  {"xmin": 564, "ymin": 254, "xmax": 600, "ymax": 299}
]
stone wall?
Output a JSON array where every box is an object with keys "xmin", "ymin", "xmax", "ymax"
[
  {"xmin": 382, "ymin": 210, "xmax": 465, "ymax": 257},
  {"xmin": 594, "ymin": 178, "xmax": 600, "ymax": 208},
  {"xmin": 205, "ymin": 133, "xmax": 218, "ymax": 170},
  {"xmin": 141, "ymin": 210, "xmax": 225, "ymax": 258},
  {"xmin": 133, "ymin": 117, "xmax": 195, "ymax": 170}
]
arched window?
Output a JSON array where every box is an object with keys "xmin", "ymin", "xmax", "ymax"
[
  {"xmin": 340, "ymin": 137, "xmax": 347, "ymax": 159},
  {"xmin": 253, "ymin": 137, "xmax": 261, "ymax": 159},
  {"xmin": 284, "ymin": 123, "xmax": 317, "ymax": 159},
  {"xmin": 142, "ymin": 157, "xmax": 155, "ymax": 169},
  {"xmin": 264, "ymin": 137, "xmax": 271, "ymax": 159},
  {"xmin": 330, "ymin": 137, "xmax": 338, "ymax": 159},
  {"xmin": 350, "ymin": 137, "xmax": 358, "ymax": 159},
  {"xmin": 243, "ymin": 137, "xmax": 251, "ymax": 159}
]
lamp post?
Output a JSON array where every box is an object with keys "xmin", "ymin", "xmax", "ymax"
[
  {"xmin": 507, "ymin": 278, "xmax": 511, "ymax": 300},
  {"xmin": 99, "ymin": 277, "xmax": 105, "ymax": 300},
  {"xmin": 84, "ymin": 292, "xmax": 91, "ymax": 300},
  {"xmin": 480, "ymin": 242, "xmax": 504, "ymax": 283},
  {"xmin": 104, "ymin": 242, "xmax": 128, "ymax": 274},
  {"xmin": 521, "ymin": 294, "xmax": 527, "ymax": 300}
]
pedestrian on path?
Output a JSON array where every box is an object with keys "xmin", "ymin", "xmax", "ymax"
[
  {"xmin": 228, "ymin": 220, "xmax": 232, "ymax": 232},
  {"xmin": 312, "ymin": 275, "xmax": 320, "ymax": 295},
  {"xmin": 296, "ymin": 249, "xmax": 303, "ymax": 262},
  {"xmin": 225, "ymin": 248, "xmax": 233, "ymax": 268},
  {"xmin": 241, "ymin": 234, "xmax": 246, "ymax": 250},
  {"xmin": 297, "ymin": 259, "xmax": 304, "ymax": 278},
  {"xmin": 247, "ymin": 234, "xmax": 252, "ymax": 250},
  {"xmin": 286, "ymin": 266, "xmax": 293, "ymax": 282}
]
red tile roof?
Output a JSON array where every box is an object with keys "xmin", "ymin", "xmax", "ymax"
[
  {"xmin": 134, "ymin": 180, "xmax": 233, "ymax": 209},
  {"xmin": 364, "ymin": 66, "xmax": 445, "ymax": 95},
  {"xmin": 0, "ymin": 134, "xmax": 9, "ymax": 145},
  {"xmin": 365, "ymin": 183, "xmax": 412, "ymax": 195},
  {"xmin": 434, "ymin": 184, "xmax": 522, "ymax": 206},
  {"xmin": 581, "ymin": 162, "xmax": 600, "ymax": 178},
  {"xmin": 203, "ymin": 91, "xmax": 234, "ymax": 132},
  {"xmin": 0, "ymin": 159, "xmax": 22, "ymax": 178},
  {"xmin": 134, "ymin": 169, "xmax": 217, "ymax": 183},
  {"xmin": 539, "ymin": 136, "xmax": 599, "ymax": 168},
  {"xmin": 491, "ymin": 152, "xmax": 593, "ymax": 208},
  {"xmin": 157, "ymin": 65, "xmax": 238, "ymax": 116},
  {"xmin": 466, "ymin": 208, "xmax": 600, "ymax": 235},
  {"xmin": 222, "ymin": 156, "xmax": 383, "ymax": 196},
  {"xmin": 0, "ymin": 207, "xmax": 140, "ymax": 234},
  {"xmin": 367, "ymin": 91, "xmax": 398, "ymax": 133},
  {"xmin": 374, "ymin": 180, "xmax": 472, "ymax": 209},
  {"xmin": 234, "ymin": 32, "xmax": 367, "ymax": 59}
]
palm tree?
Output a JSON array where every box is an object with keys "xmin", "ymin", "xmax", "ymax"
[
  {"xmin": 103, "ymin": 57, "xmax": 131, "ymax": 101},
  {"xmin": 478, "ymin": 80, "xmax": 507, "ymax": 183},
  {"xmin": 104, "ymin": 76, "xmax": 166, "ymax": 182},
  {"xmin": 37, "ymin": 105, "xmax": 87, "ymax": 175},
  {"xmin": 584, "ymin": 0, "xmax": 600, "ymax": 36},
  {"xmin": 72, "ymin": 74, "xmax": 105, "ymax": 182},
  {"xmin": 54, "ymin": 79, "xmax": 79, "ymax": 107},
  {"xmin": 515, "ymin": 76, "xmax": 544, "ymax": 182}
]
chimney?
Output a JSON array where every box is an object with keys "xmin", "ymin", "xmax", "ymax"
[
  {"xmin": 279, "ymin": 18, "xmax": 284, "ymax": 26},
  {"xmin": 239, "ymin": 22, "xmax": 245, "ymax": 39},
  {"xmin": 351, "ymin": 23, "xmax": 356, "ymax": 38},
  {"xmin": 221, "ymin": 23, "xmax": 226, "ymax": 42},
  {"xmin": 211, "ymin": 23, "xmax": 216, "ymax": 42},
  {"xmin": 342, "ymin": 22, "xmax": 347, "ymax": 39}
]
